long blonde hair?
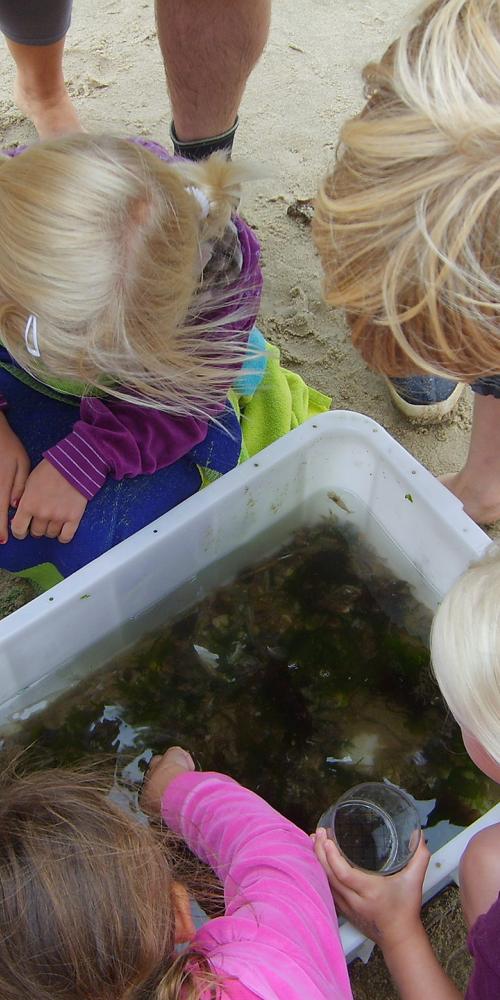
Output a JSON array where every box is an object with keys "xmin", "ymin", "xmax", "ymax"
[
  {"xmin": 314, "ymin": 0, "xmax": 500, "ymax": 380},
  {"xmin": 0, "ymin": 766, "xmax": 218, "ymax": 1000},
  {"xmin": 0, "ymin": 135, "xmax": 258, "ymax": 418},
  {"xmin": 431, "ymin": 547, "xmax": 500, "ymax": 764}
]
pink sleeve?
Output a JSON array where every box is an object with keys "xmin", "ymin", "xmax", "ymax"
[
  {"xmin": 43, "ymin": 397, "xmax": 209, "ymax": 500},
  {"xmin": 162, "ymin": 772, "xmax": 352, "ymax": 1000}
]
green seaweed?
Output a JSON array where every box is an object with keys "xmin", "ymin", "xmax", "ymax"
[
  {"xmin": 0, "ymin": 569, "xmax": 41, "ymax": 621},
  {"xmin": 3, "ymin": 523, "xmax": 497, "ymax": 845}
]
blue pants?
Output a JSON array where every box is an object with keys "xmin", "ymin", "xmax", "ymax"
[{"xmin": 0, "ymin": 375, "xmax": 241, "ymax": 576}]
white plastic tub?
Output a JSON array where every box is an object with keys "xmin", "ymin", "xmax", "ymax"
[{"xmin": 0, "ymin": 410, "xmax": 498, "ymax": 960}]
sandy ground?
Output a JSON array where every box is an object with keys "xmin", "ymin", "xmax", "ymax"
[
  {"xmin": 0, "ymin": 0, "xmax": 479, "ymax": 495},
  {"xmin": 0, "ymin": 0, "xmax": 483, "ymax": 994}
]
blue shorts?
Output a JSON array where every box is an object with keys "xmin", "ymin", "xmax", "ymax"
[
  {"xmin": 471, "ymin": 377, "xmax": 500, "ymax": 399},
  {"xmin": 0, "ymin": 373, "xmax": 241, "ymax": 577}
]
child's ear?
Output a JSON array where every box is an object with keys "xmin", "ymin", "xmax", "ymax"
[{"xmin": 172, "ymin": 881, "xmax": 196, "ymax": 944}]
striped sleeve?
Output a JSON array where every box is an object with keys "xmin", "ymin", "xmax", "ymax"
[{"xmin": 43, "ymin": 430, "xmax": 109, "ymax": 499}]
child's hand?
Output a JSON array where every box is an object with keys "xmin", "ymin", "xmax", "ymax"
[
  {"xmin": 10, "ymin": 459, "xmax": 88, "ymax": 543},
  {"xmin": 0, "ymin": 413, "xmax": 31, "ymax": 543},
  {"xmin": 313, "ymin": 827, "xmax": 430, "ymax": 952},
  {"xmin": 141, "ymin": 746, "xmax": 195, "ymax": 816}
]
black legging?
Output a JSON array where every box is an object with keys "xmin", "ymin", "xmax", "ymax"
[{"xmin": 0, "ymin": 0, "xmax": 72, "ymax": 45}]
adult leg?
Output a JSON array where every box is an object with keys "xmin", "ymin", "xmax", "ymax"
[
  {"xmin": 155, "ymin": 0, "xmax": 271, "ymax": 158},
  {"xmin": 0, "ymin": 0, "xmax": 81, "ymax": 138},
  {"xmin": 441, "ymin": 392, "xmax": 500, "ymax": 524}
]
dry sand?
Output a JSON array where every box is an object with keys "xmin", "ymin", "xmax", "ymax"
[
  {"xmin": 0, "ymin": 0, "xmax": 484, "ymax": 994},
  {"xmin": 0, "ymin": 0, "xmax": 479, "ymax": 498}
]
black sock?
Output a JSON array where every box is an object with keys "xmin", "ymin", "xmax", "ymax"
[{"xmin": 170, "ymin": 117, "xmax": 239, "ymax": 161}]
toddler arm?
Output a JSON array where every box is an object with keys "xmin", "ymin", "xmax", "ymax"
[
  {"xmin": 43, "ymin": 398, "xmax": 209, "ymax": 500},
  {"xmin": 162, "ymin": 771, "xmax": 352, "ymax": 999},
  {"xmin": 314, "ymin": 830, "xmax": 461, "ymax": 1000}
]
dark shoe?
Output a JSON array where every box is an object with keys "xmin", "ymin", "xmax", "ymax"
[{"xmin": 386, "ymin": 375, "xmax": 464, "ymax": 423}]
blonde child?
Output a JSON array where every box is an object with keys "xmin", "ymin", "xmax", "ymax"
[
  {"xmin": 314, "ymin": 0, "xmax": 500, "ymax": 524},
  {"xmin": 0, "ymin": 134, "xmax": 328, "ymax": 577},
  {"xmin": 0, "ymin": 746, "xmax": 352, "ymax": 999},
  {"xmin": 315, "ymin": 548, "xmax": 500, "ymax": 999}
]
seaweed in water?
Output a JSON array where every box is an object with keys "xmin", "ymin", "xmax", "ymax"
[
  {"xmin": 3, "ymin": 523, "xmax": 497, "ymax": 840},
  {"xmin": 0, "ymin": 570, "xmax": 41, "ymax": 621}
]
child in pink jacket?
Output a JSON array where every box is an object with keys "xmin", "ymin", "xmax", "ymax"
[{"xmin": 0, "ymin": 746, "xmax": 352, "ymax": 1000}]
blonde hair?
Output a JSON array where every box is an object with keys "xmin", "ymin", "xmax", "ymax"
[
  {"xmin": 0, "ymin": 135, "xmax": 258, "ymax": 418},
  {"xmin": 0, "ymin": 766, "xmax": 219, "ymax": 1000},
  {"xmin": 314, "ymin": 0, "xmax": 500, "ymax": 380},
  {"xmin": 431, "ymin": 547, "xmax": 500, "ymax": 764}
]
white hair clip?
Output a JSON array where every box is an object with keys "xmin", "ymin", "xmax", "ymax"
[
  {"xmin": 187, "ymin": 185, "xmax": 210, "ymax": 219},
  {"xmin": 24, "ymin": 314, "xmax": 41, "ymax": 357}
]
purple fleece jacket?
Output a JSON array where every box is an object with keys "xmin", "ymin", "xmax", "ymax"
[
  {"xmin": 466, "ymin": 894, "xmax": 500, "ymax": 999},
  {"xmin": 0, "ymin": 140, "xmax": 262, "ymax": 499}
]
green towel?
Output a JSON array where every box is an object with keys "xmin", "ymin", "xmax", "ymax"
[
  {"xmin": 17, "ymin": 563, "xmax": 63, "ymax": 591},
  {"xmin": 230, "ymin": 342, "xmax": 331, "ymax": 462}
]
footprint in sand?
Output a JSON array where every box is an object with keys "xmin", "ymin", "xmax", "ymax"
[{"xmin": 65, "ymin": 48, "xmax": 115, "ymax": 99}]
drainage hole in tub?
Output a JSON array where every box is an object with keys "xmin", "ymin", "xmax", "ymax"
[{"xmin": 3, "ymin": 521, "xmax": 496, "ymax": 855}]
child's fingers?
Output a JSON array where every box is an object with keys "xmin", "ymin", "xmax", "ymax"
[
  {"xmin": 10, "ymin": 505, "xmax": 32, "ymax": 540},
  {"xmin": 45, "ymin": 520, "xmax": 63, "ymax": 540},
  {"xmin": 140, "ymin": 746, "xmax": 195, "ymax": 816},
  {"xmin": 0, "ymin": 482, "xmax": 11, "ymax": 543},
  {"xmin": 313, "ymin": 827, "xmax": 331, "ymax": 870},
  {"xmin": 165, "ymin": 746, "xmax": 196, "ymax": 770},
  {"xmin": 29, "ymin": 516, "xmax": 50, "ymax": 539},
  {"xmin": 315, "ymin": 828, "xmax": 363, "ymax": 890},
  {"xmin": 403, "ymin": 834, "xmax": 431, "ymax": 885},
  {"xmin": 58, "ymin": 520, "xmax": 78, "ymax": 544},
  {"xmin": 10, "ymin": 459, "xmax": 30, "ymax": 510},
  {"xmin": 326, "ymin": 881, "xmax": 360, "ymax": 920}
]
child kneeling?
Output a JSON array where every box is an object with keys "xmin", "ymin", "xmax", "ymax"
[
  {"xmin": 0, "ymin": 135, "xmax": 329, "ymax": 579},
  {"xmin": 0, "ymin": 747, "xmax": 352, "ymax": 999}
]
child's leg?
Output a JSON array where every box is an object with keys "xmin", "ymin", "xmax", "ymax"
[
  {"xmin": 459, "ymin": 824, "xmax": 500, "ymax": 928},
  {"xmin": 0, "ymin": 373, "xmax": 242, "ymax": 576},
  {"xmin": 52, "ymin": 458, "xmax": 203, "ymax": 575},
  {"xmin": 52, "ymin": 402, "xmax": 242, "ymax": 575},
  {"xmin": 0, "ymin": 457, "xmax": 203, "ymax": 576},
  {"xmin": 441, "ymin": 390, "xmax": 500, "ymax": 524},
  {"xmin": 0, "ymin": 0, "xmax": 81, "ymax": 138}
]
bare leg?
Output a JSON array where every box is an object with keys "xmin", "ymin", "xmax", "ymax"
[
  {"xmin": 459, "ymin": 825, "xmax": 500, "ymax": 928},
  {"xmin": 6, "ymin": 37, "xmax": 81, "ymax": 139},
  {"xmin": 441, "ymin": 393, "xmax": 500, "ymax": 524},
  {"xmin": 155, "ymin": 0, "xmax": 271, "ymax": 142}
]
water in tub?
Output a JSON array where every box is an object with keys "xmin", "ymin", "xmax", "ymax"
[{"xmin": 1, "ymin": 522, "xmax": 497, "ymax": 852}]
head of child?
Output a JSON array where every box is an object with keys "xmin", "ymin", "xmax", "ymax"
[
  {"xmin": 314, "ymin": 0, "xmax": 500, "ymax": 381},
  {"xmin": 0, "ymin": 767, "xmax": 212, "ymax": 1000},
  {"xmin": 431, "ymin": 548, "xmax": 500, "ymax": 784},
  {"xmin": 0, "ymin": 135, "xmax": 253, "ymax": 419}
]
